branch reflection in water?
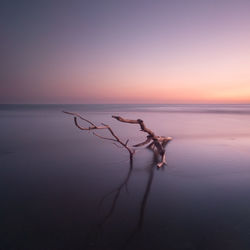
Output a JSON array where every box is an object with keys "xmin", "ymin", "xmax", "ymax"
[
  {"xmin": 124, "ymin": 151, "xmax": 158, "ymax": 250},
  {"xmin": 85, "ymin": 141, "xmax": 170, "ymax": 249},
  {"xmin": 99, "ymin": 161, "xmax": 134, "ymax": 226}
]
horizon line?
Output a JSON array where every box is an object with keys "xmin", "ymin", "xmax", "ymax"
[{"xmin": 1, "ymin": 103, "xmax": 250, "ymax": 105}]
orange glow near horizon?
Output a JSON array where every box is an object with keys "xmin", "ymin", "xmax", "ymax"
[{"xmin": 1, "ymin": 1, "xmax": 250, "ymax": 104}]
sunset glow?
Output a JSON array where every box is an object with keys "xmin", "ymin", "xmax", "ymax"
[{"xmin": 1, "ymin": 0, "xmax": 250, "ymax": 104}]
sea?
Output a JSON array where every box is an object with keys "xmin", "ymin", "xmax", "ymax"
[{"xmin": 1, "ymin": 104, "xmax": 250, "ymax": 250}]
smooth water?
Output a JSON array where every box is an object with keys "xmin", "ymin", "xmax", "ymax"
[{"xmin": 1, "ymin": 104, "xmax": 250, "ymax": 249}]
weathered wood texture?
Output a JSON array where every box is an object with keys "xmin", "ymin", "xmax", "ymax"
[
  {"xmin": 64, "ymin": 111, "xmax": 172, "ymax": 167},
  {"xmin": 112, "ymin": 116, "xmax": 172, "ymax": 167}
]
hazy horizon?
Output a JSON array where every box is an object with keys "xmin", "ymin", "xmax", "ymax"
[{"xmin": 2, "ymin": 102, "xmax": 250, "ymax": 105}]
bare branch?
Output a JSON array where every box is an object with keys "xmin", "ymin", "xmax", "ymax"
[
  {"xmin": 92, "ymin": 132, "xmax": 116, "ymax": 142},
  {"xmin": 157, "ymin": 153, "xmax": 166, "ymax": 168},
  {"xmin": 64, "ymin": 111, "xmax": 134, "ymax": 160},
  {"xmin": 133, "ymin": 136, "xmax": 152, "ymax": 147},
  {"xmin": 64, "ymin": 111, "xmax": 172, "ymax": 167},
  {"xmin": 112, "ymin": 143, "xmax": 124, "ymax": 149},
  {"xmin": 112, "ymin": 116, "xmax": 155, "ymax": 137},
  {"xmin": 112, "ymin": 116, "xmax": 139, "ymax": 124},
  {"xmin": 113, "ymin": 115, "xmax": 172, "ymax": 167},
  {"xmin": 73, "ymin": 117, "xmax": 104, "ymax": 131},
  {"xmin": 63, "ymin": 111, "xmax": 97, "ymax": 127},
  {"xmin": 162, "ymin": 137, "xmax": 172, "ymax": 148}
]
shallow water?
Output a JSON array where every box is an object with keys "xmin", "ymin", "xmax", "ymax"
[{"xmin": 1, "ymin": 104, "xmax": 250, "ymax": 249}]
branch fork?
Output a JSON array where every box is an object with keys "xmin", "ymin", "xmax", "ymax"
[
  {"xmin": 63, "ymin": 111, "xmax": 172, "ymax": 167},
  {"xmin": 112, "ymin": 116, "xmax": 172, "ymax": 167}
]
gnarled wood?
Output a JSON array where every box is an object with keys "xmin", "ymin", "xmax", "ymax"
[
  {"xmin": 112, "ymin": 115, "xmax": 172, "ymax": 167},
  {"xmin": 133, "ymin": 136, "xmax": 152, "ymax": 147},
  {"xmin": 112, "ymin": 116, "xmax": 156, "ymax": 137},
  {"xmin": 64, "ymin": 111, "xmax": 172, "ymax": 167}
]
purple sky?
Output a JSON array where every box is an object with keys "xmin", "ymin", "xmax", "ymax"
[{"xmin": 1, "ymin": 0, "xmax": 250, "ymax": 104}]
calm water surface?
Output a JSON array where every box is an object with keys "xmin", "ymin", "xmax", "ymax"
[{"xmin": 1, "ymin": 104, "xmax": 250, "ymax": 249}]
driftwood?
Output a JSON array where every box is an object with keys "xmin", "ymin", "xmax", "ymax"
[
  {"xmin": 112, "ymin": 116, "xmax": 172, "ymax": 167},
  {"xmin": 63, "ymin": 111, "xmax": 172, "ymax": 167},
  {"xmin": 63, "ymin": 111, "xmax": 134, "ymax": 162}
]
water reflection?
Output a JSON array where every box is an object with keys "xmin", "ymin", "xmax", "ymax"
[
  {"xmin": 85, "ymin": 143, "xmax": 170, "ymax": 249},
  {"xmin": 2, "ymin": 105, "xmax": 250, "ymax": 249},
  {"xmin": 84, "ymin": 159, "xmax": 134, "ymax": 249},
  {"xmin": 124, "ymin": 151, "xmax": 160, "ymax": 250},
  {"xmin": 99, "ymin": 162, "xmax": 133, "ymax": 226}
]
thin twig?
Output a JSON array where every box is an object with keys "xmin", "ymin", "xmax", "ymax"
[
  {"xmin": 64, "ymin": 111, "xmax": 172, "ymax": 167},
  {"xmin": 93, "ymin": 132, "xmax": 116, "ymax": 142},
  {"xmin": 63, "ymin": 111, "xmax": 97, "ymax": 127},
  {"xmin": 64, "ymin": 111, "xmax": 134, "ymax": 160}
]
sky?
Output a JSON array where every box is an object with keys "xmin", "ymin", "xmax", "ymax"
[{"xmin": 1, "ymin": 0, "xmax": 250, "ymax": 104}]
